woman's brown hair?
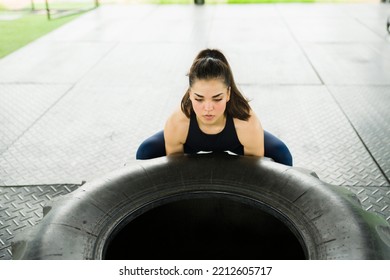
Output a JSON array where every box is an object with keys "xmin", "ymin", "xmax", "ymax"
[{"xmin": 181, "ymin": 49, "xmax": 251, "ymax": 121}]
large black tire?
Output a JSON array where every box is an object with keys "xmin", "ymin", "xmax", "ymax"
[{"xmin": 12, "ymin": 154, "xmax": 390, "ymax": 260}]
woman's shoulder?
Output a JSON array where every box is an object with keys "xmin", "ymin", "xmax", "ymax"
[
  {"xmin": 165, "ymin": 108, "xmax": 190, "ymax": 138},
  {"xmin": 233, "ymin": 110, "xmax": 260, "ymax": 130},
  {"xmin": 167, "ymin": 108, "xmax": 190, "ymax": 127},
  {"xmin": 164, "ymin": 108, "xmax": 190, "ymax": 153}
]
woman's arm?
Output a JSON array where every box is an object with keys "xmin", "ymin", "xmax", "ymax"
[
  {"xmin": 234, "ymin": 111, "xmax": 265, "ymax": 157},
  {"xmin": 164, "ymin": 109, "xmax": 190, "ymax": 156}
]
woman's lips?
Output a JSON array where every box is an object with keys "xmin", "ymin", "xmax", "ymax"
[{"xmin": 203, "ymin": 114, "xmax": 215, "ymax": 121}]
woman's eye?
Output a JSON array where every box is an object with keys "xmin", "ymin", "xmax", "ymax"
[
  {"xmin": 195, "ymin": 99, "xmax": 203, "ymax": 102},
  {"xmin": 214, "ymin": 99, "xmax": 223, "ymax": 102}
]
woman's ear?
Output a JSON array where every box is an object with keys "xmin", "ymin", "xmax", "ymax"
[{"xmin": 227, "ymin": 87, "xmax": 231, "ymax": 102}]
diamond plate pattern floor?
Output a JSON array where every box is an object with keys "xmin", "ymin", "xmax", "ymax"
[
  {"xmin": 0, "ymin": 85, "xmax": 72, "ymax": 154},
  {"xmin": 0, "ymin": 185, "xmax": 80, "ymax": 260},
  {"xmin": 0, "ymin": 84, "xmax": 183, "ymax": 185},
  {"xmin": 329, "ymin": 86, "xmax": 390, "ymax": 181},
  {"xmin": 1, "ymin": 2, "xmax": 390, "ymax": 261},
  {"xmin": 0, "ymin": 3, "xmax": 389, "ymax": 186},
  {"xmin": 345, "ymin": 186, "xmax": 390, "ymax": 223},
  {"xmin": 244, "ymin": 85, "xmax": 389, "ymax": 186}
]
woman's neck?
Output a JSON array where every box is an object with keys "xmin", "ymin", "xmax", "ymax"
[{"xmin": 196, "ymin": 114, "xmax": 227, "ymax": 135}]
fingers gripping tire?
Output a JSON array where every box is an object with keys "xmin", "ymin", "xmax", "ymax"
[{"xmin": 12, "ymin": 154, "xmax": 390, "ymax": 259}]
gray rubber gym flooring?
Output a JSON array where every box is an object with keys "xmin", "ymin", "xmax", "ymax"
[{"xmin": 1, "ymin": 3, "xmax": 390, "ymax": 259}]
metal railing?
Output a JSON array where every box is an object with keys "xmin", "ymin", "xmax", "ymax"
[
  {"xmin": 44, "ymin": 0, "xmax": 100, "ymax": 20},
  {"xmin": 24, "ymin": 1, "xmax": 100, "ymax": 20}
]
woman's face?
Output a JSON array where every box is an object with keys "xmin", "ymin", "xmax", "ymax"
[{"xmin": 189, "ymin": 79, "xmax": 230, "ymax": 126}]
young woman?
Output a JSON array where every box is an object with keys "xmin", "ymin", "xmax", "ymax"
[{"xmin": 136, "ymin": 49, "xmax": 293, "ymax": 166}]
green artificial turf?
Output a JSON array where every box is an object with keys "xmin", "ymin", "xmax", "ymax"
[{"xmin": 0, "ymin": 9, "xmax": 81, "ymax": 59}]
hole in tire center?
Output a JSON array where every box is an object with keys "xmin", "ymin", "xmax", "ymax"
[{"xmin": 104, "ymin": 196, "xmax": 306, "ymax": 260}]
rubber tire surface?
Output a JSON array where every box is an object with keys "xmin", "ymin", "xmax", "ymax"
[{"xmin": 12, "ymin": 154, "xmax": 390, "ymax": 259}]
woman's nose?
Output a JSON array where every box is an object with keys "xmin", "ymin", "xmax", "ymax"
[{"xmin": 204, "ymin": 101, "xmax": 213, "ymax": 111}]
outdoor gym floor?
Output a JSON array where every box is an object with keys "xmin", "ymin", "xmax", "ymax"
[{"xmin": 0, "ymin": 3, "xmax": 390, "ymax": 259}]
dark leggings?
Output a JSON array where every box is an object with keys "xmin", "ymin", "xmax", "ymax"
[{"xmin": 136, "ymin": 130, "xmax": 293, "ymax": 166}]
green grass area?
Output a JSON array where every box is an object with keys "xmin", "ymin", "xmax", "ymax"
[
  {"xmin": 0, "ymin": 12, "xmax": 81, "ymax": 59},
  {"xmin": 0, "ymin": 1, "xmax": 97, "ymax": 59}
]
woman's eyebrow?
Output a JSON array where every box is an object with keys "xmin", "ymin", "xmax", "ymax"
[
  {"xmin": 194, "ymin": 93, "xmax": 224, "ymax": 98},
  {"xmin": 212, "ymin": 93, "xmax": 224, "ymax": 98}
]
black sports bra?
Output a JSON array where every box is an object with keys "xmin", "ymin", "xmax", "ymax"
[{"xmin": 183, "ymin": 112, "xmax": 244, "ymax": 155}]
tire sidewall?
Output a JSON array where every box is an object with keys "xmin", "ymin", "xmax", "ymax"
[{"xmin": 13, "ymin": 154, "xmax": 390, "ymax": 260}]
